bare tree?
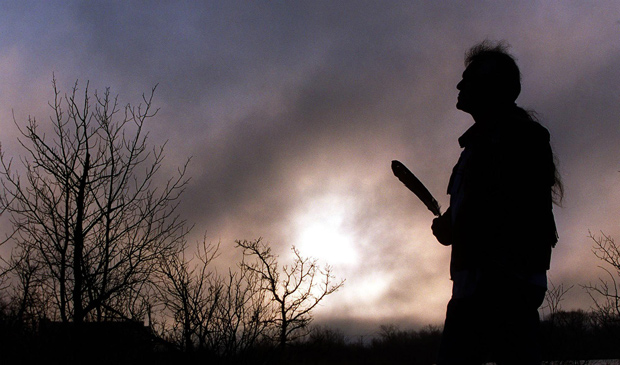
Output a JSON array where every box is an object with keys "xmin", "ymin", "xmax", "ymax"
[
  {"xmin": 583, "ymin": 231, "xmax": 620, "ymax": 324},
  {"xmin": 156, "ymin": 237, "xmax": 271, "ymax": 356},
  {"xmin": 7, "ymin": 245, "xmax": 48, "ymax": 325},
  {"xmin": 212, "ymin": 263, "xmax": 271, "ymax": 356},
  {"xmin": 540, "ymin": 279, "xmax": 576, "ymax": 364},
  {"xmin": 541, "ymin": 279, "xmax": 573, "ymax": 319},
  {"xmin": 0, "ymin": 78, "xmax": 189, "ymax": 324},
  {"xmin": 236, "ymin": 238, "xmax": 344, "ymax": 348},
  {"xmin": 155, "ymin": 238, "xmax": 221, "ymax": 352}
]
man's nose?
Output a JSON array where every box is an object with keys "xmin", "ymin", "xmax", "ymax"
[{"xmin": 456, "ymin": 79, "xmax": 464, "ymax": 90}]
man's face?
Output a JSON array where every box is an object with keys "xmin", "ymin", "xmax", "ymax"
[{"xmin": 456, "ymin": 60, "xmax": 497, "ymax": 115}]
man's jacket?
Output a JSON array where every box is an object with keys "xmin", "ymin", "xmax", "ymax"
[{"xmin": 446, "ymin": 111, "xmax": 558, "ymax": 275}]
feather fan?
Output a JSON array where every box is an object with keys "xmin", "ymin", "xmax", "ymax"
[{"xmin": 391, "ymin": 160, "xmax": 441, "ymax": 217}]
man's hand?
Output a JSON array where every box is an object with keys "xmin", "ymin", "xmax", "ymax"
[{"xmin": 431, "ymin": 211, "xmax": 452, "ymax": 246}]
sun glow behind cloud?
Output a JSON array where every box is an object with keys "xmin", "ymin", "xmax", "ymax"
[{"xmin": 292, "ymin": 193, "xmax": 359, "ymax": 266}]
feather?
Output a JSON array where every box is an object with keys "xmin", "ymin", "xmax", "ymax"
[{"xmin": 391, "ymin": 160, "xmax": 442, "ymax": 217}]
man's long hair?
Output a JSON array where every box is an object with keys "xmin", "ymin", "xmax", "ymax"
[{"xmin": 465, "ymin": 40, "xmax": 564, "ymax": 205}]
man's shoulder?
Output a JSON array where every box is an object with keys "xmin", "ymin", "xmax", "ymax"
[{"xmin": 503, "ymin": 116, "xmax": 550, "ymax": 144}]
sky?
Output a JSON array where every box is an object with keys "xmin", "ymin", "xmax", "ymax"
[{"xmin": 1, "ymin": 1, "xmax": 619, "ymax": 337}]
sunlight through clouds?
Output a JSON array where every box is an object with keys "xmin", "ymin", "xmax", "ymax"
[{"xmin": 292, "ymin": 193, "xmax": 359, "ymax": 266}]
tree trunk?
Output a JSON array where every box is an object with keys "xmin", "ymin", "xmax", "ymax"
[{"xmin": 72, "ymin": 152, "xmax": 90, "ymax": 323}]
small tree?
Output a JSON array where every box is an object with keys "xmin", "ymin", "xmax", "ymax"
[
  {"xmin": 584, "ymin": 231, "xmax": 620, "ymax": 323},
  {"xmin": 540, "ymin": 280, "xmax": 574, "ymax": 363},
  {"xmin": 0, "ymin": 78, "xmax": 189, "ymax": 324},
  {"xmin": 155, "ymin": 239, "xmax": 221, "ymax": 352},
  {"xmin": 7, "ymin": 245, "xmax": 47, "ymax": 326},
  {"xmin": 211, "ymin": 264, "xmax": 271, "ymax": 356},
  {"xmin": 236, "ymin": 238, "xmax": 344, "ymax": 348},
  {"xmin": 541, "ymin": 280, "xmax": 573, "ymax": 319},
  {"xmin": 156, "ymin": 238, "xmax": 271, "ymax": 356}
]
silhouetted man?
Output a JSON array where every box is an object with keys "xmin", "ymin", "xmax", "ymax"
[{"xmin": 432, "ymin": 41, "xmax": 562, "ymax": 365}]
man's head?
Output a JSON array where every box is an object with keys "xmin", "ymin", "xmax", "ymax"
[{"xmin": 456, "ymin": 41, "xmax": 521, "ymax": 116}]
